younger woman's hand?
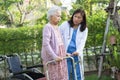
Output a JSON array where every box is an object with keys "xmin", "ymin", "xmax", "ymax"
[{"xmin": 72, "ymin": 52, "xmax": 79, "ymax": 56}]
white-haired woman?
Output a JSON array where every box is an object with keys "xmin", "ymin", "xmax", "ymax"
[{"xmin": 41, "ymin": 6, "xmax": 68, "ymax": 80}]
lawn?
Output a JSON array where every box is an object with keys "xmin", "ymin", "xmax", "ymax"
[{"xmin": 85, "ymin": 74, "xmax": 113, "ymax": 80}]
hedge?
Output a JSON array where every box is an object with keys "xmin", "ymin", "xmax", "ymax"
[{"xmin": 0, "ymin": 25, "xmax": 43, "ymax": 55}]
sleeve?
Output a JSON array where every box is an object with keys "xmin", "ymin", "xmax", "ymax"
[
  {"xmin": 76, "ymin": 28, "xmax": 88, "ymax": 55},
  {"xmin": 42, "ymin": 26, "xmax": 58, "ymax": 59}
]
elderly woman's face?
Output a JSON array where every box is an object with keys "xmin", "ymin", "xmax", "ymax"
[{"xmin": 51, "ymin": 11, "xmax": 61, "ymax": 25}]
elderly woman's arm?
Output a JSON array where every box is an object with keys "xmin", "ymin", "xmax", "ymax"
[{"xmin": 42, "ymin": 25, "xmax": 62, "ymax": 61}]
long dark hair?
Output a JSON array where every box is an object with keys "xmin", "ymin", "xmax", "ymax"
[{"xmin": 68, "ymin": 9, "xmax": 87, "ymax": 32}]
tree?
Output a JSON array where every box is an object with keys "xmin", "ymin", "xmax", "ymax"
[
  {"xmin": 0, "ymin": 0, "xmax": 47, "ymax": 27},
  {"xmin": 73, "ymin": 0, "xmax": 109, "ymax": 15}
]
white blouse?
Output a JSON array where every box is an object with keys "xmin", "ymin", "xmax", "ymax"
[{"xmin": 59, "ymin": 21, "xmax": 88, "ymax": 57}]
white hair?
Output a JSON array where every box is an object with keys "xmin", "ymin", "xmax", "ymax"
[{"xmin": 47, "ymin": 6, "xmax": 61, "ymax": 21}]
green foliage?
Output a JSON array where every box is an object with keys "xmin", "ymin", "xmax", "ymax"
[
  {"xmin": 0, "ymin": 13, "xmax": 9, "ymax": 25},
  {"xmin": 59, "ymin": 11, "xmax": 70, "ymax": 25},
  {"xmin": 106, "ymin": 22, "xmax": 120, "ymax": 69},
  {"xmin": 0, "ymin": 0, "xmax": 19, "ymax": 25},
  {"xmin": 107, "ymin": 45, "xmax": 120, "ymax": 69},
  {"xmin": 36, "ymin": 14, "xmax": 48, "ymax": 25},
  {"xmin": 0, "ymin": 25, "xmax": 43, "ymax": 54},
  {"xmin": 86, "ymin": 11, "xmax": 107, "ymax": 47},
  {"xmin": 0, "ymin": 0, "xmax": 47, "ymax": 27},
  {"xmin": 72, "ymin": 0, "xmax": 109, "ymax": 15}
]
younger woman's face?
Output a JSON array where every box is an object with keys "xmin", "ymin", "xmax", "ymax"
[{"xmin": 73, "ymin": 13, "xmax": 83, "ymax": 26}]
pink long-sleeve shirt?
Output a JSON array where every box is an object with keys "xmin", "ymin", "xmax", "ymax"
[{"xmin": 41, "ymin": 23, "xmax": 59, "ymax": 62}]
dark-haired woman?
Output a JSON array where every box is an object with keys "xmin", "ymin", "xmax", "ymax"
[{"xmin": 59, "ymin": 9, "xmax": 88, "ymax": 80}]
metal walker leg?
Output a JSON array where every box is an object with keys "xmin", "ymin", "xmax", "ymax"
[{"xmin": 45, "ymin": 56, "xmax": 77, "ymax": 80}]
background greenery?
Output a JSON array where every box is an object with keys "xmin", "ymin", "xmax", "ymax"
[
  {"xmin": 0, "ymin": 0, "xmax": 120, "ymax": 80},
  {"xmin": 0, "ymin": 25, "xmax": 43, "ymax": 54}
]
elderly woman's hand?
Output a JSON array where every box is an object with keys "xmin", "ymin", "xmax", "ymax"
[
  {"xmin": 66, "ymin": 53, "xmax": 72, "ymax": 56},
  {"xmin": 55, "ymin": 57, "xmax": 63, "ymax": 62}
]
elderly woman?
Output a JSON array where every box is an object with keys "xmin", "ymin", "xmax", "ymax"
[{"xmin": 41, "ymin": 6, "xmax": 68, "ymax": 80}]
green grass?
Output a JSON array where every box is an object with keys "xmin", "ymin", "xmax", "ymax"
[{"xmin": 85, "ymin": 74, "xmax": 113, "ymax": 80}]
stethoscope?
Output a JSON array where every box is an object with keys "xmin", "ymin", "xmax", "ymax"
[{"xmin": 68, "ymin": 26, "xmax": 71, "ymax": 40}]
